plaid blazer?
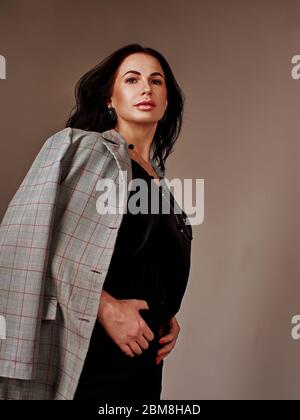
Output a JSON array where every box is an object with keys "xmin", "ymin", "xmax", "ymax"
[{"xmin": 0, "ymin": 127, "xmax": 192, "ymax": 399}]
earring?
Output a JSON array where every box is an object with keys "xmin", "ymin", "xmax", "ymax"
[{"xmin": 107, "ymin": 106, "xmax": 117, "ymax": 122}]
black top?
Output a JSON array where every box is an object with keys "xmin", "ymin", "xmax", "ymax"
[
  {"xmin": 102, "ymin": 159, "xmax": 192, "ymax": 323},
  {"xmin": 78, "ymin": 159, "xmax": 193, "ymax": 372}
]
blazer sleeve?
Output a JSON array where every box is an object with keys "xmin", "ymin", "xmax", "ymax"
[{"xmin": 0, "ymin": 127, "xmax": 74, "ymax": 380}]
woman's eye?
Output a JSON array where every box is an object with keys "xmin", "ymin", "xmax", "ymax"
[{"xmin": 126, "ymin": 78, "xmax": 162, "ymax": 85}]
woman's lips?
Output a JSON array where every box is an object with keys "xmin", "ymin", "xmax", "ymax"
[{"xmin": 134, "ymin": 104, "xmax": 156, "ymax": 110}]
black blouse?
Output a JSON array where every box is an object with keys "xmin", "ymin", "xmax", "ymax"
[
  {"xmin": 78, "ymin": 158, "xmax": 193, "ymax": 372},
  {"xmin": 102, "ymin": 158, "xmax": 192, "ymax": 322}
]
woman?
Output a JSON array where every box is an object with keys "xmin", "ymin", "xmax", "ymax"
[{"xmin": 0, "ymin": 44, "xmax": 193, "ymax": 400}]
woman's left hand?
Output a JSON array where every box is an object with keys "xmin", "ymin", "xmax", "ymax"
[{"xmin": 156, "ymin": 316, "xmax": 180, "ymax": 365}]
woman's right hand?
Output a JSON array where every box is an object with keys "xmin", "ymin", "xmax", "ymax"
[{"xmin": 97, "ymin": 289, "xmax": 155, "ymax": 357}]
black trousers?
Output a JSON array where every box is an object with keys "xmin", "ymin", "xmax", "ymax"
[
  {"xmin": 73, "ymin": 310, "xmax": 167, "ymax": 401},
  {"xmin": 73, "ymin": 359, "xmax": 164, "ymax": 401}
]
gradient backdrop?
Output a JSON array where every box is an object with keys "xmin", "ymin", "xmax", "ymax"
[{"xmin": 1, "ymin": 0, "xmax": 300, "ymax": 399}]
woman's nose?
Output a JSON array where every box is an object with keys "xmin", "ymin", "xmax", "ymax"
[{"xmin": 141, "ymin": 81, "xmax": 152, "ymax": 93}]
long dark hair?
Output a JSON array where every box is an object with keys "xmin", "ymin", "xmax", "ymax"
[{"xmin": 65, "ymin": 44, "xmax": 185, "ymax": 176}]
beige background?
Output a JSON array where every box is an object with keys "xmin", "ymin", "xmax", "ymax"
[{"xmin": 1, "ymin": 0, "xmax": 300, "ymax": 399}]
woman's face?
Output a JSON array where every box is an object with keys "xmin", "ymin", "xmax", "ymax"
[{"xmin": 109, "ymin": 53, "xmax": 168, "ymax": 127}]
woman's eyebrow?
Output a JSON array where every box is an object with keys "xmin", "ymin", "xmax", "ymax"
[{"xmin": 122, "ymin": 70, "xmax": 165, "ymax": 79}]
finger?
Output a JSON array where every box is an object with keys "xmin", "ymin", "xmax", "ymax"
[
  {"xmin": 156, "ymin": 349, "xmax": 169, "ymax": 360},
  {"xmin": 159, "ymin": 333, "xmax": 175, "ymax": 344},
  {"xmin": 158, "ymin": 350, "xmax": 172, "ymax": 359},
  {"xmin": 169, "ymin": 318, "xmax": 180, "ymax": 332},
  {"xmin": 137, "ymin": 335, "xmax": 150, "ymax": 350},
  {"xmin": 136, "ymin": 299, "xmax": 149, "ymax": 311},
  {"xmin": 156, "ymin": 351, "xmax": 171, "ymax": 364},
  {"xmin": 120, "ymin": 343, "xmax": 135, "ymax": 358},
  {"xmin": 158, "ymin": 341, "xmax": 173, "ymax": 354},
  {"xmin": 169, "ymin": 322, "xmax": 178, "ymax": 334},
  {"xmin": 170, "ymin": 317, "xmax": 179, "ymax": 328},
  {"xmin": 143, "ymin": 324, "xmax": 155, "ymax": 342},
  {"xmin": 157, "ymin": 342, "xmax": 175, "ymax": 356},
  {"xmin": 129, "ymin": 341, "xmax": 143, "ymax": 356},
  {"xmin": 156, "ymin": 357, "xmax": 164, "ymax": 365},
  {"xmin": 156, "ymin": 352, "xmax": 171, "ymax": 364}
]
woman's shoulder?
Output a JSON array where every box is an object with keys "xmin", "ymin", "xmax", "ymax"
[
  {"xmin": 42, "ymin": 127, "xmax": 109, "ymax": 158},
  {"xmin": 46, "ymin": 126, "xmax": 104, "ymax": 146}
]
